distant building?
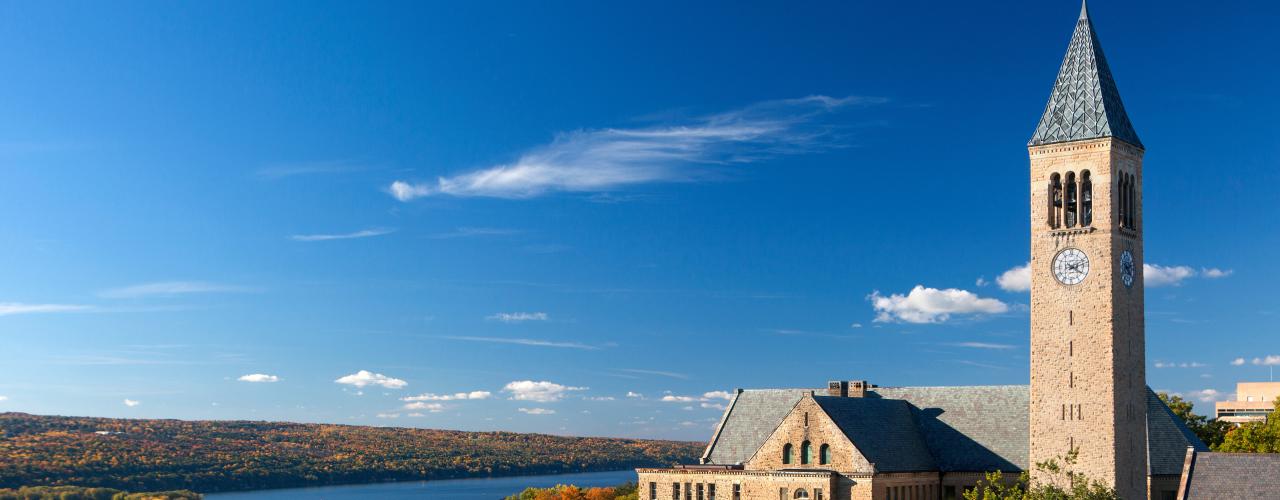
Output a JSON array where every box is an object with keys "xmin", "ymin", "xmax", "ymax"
[
  {"xmin": 1175, "ymin": 448, "xmax": 1280, "ymax": 500},
  {"xmin": 636, "ymin": 3, "xmax": 1221, "ymax": 499},
  {"xmin": 1213, "ymin": 382, "xmax": 1280, "ymax": 424}
]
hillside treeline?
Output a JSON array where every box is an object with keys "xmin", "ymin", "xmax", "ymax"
[{"xmin": 0, "ymin": 413, "xmax": 699, "ymax": 493}]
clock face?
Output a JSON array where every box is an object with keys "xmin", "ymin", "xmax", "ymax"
[
  {"xmin": 1120, "ymin": 250, "xmax": 1135, "ymax": 288},
  {"xmin": 1053, "ymin": 248, "xmax": 1090, "ymax": 285}
]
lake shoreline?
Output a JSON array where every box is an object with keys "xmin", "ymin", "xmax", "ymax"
[{"xmin": 205, "ymin": 469, "xmax": 639, "ymax": 499}]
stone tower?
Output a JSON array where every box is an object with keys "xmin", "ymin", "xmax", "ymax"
[{"xmin": 1027, "ymin": 3, "xmax": 1146, "ymax": 499}]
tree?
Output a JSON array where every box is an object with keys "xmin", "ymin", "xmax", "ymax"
[
  {"xmin": 1157, "ymin": 392, "xmax": 1232, "ymax": 449},
  {"xmin": 964, "ymin": 450, "xmax": 1119, "ymax": 500},
  {"xmin": 1217, "ymin": 400, "xmax": 1280, "ymax": 453}
]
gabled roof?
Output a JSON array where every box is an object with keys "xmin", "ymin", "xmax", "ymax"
[
  {"xmin": 1028, "ymin": 1, "xmax": 1142, "ymax": 148},
  {"xmin": 1146, "ymin": 388, "xmax": 1210, "ymax": 475},
  {"xmin": 812, "ymin": 396, "xmax": 937, "ymax": 472},
  {"xmin": 872, "ymin": 385, "xmax": 1028, "ymax": 472},
  {"xmin": 1181, "ymin": 451, "xmax": 1280, "ymax": 499},
  {"xmin": 701, "ymin": 385, "xmax": 1203, "ymax": 475},
  {"xmin": 702, "ymin": 389, "xmax": 811, "ymax": 465}
]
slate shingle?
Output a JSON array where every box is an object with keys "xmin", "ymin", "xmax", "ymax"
[{"xmin": 1183, "ymin": 452, "xmax": 1280, "ymax": 499}]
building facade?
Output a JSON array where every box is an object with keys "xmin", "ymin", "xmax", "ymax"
[
  {"xmin": 637, "ymin": 4, "xmax": 1199, "ymax": 500},
  {"xmin": 1213, "ymin": 382, "xmax": 1280, "ymax": 424}
]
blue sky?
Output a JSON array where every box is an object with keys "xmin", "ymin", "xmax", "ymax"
[{"xmin": 1, "ymin": 0, "xmax": 1277, "ymax": 441}]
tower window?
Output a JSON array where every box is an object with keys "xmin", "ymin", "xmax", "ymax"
[
  {"xmin": 800, "ymin": 440, "xmax": 812, "ymax": 465},
  {"xmin": 1118, "ymin": 174, "xmax": 1128, "ymax": 229},
  {"xmin": 1064, "ymin": 171, "xmax": 1078, "ymax": 228},
  {"xmin": 782, "ymin": 443, "xmax": 792, "ymax": 464},
  {"xmin": 1081, "ymin": 170, "xmax": 1093, "ymax": 226},
  {"xmin": 1048, "ymin": 173, "xmax": 1062, "ymax": 228},
  {"xmin": 1127, "ymin": 173, "xmax": 1137, "ymax": 230}
]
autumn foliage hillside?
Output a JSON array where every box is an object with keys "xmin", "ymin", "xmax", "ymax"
[{"xmin": 0, "ymin": 413, "xmax": 700, "ymax": 494}]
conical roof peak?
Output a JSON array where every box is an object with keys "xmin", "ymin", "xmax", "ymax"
[{"xmin": 1029, "ymin": 4, "xmax": 1142, "ymax": 148}]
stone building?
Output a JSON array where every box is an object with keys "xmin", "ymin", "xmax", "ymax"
[{"xmin": 637, "ymin": 3, "xmax": 1211, "ymax": 499}]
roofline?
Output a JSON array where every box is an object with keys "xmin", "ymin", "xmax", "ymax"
[
  {"xmin": 739, "ymin": 391, "xmax": 815, "ymax": 467},
  {"xmin": 700, "ymin": 388, "xmax": 744, "ymax": 464}
]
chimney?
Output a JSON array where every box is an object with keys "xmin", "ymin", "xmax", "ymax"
[{"xmin": 826, "ymin": 380, "xmax": 848, "ymax": 397}]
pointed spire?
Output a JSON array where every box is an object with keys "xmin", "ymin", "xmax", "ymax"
[{"xmin": 1029, "ymin": 3, "xmax": 1142, "ymax": 148}]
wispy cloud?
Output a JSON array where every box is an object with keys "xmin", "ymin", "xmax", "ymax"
[
  {"xmin": 487, "ymin": 312, "xmax": 549, "ymax": 323},
  {"xmin": 1144, "ymin": 263, "xmax": 1234, "ymax": 287},
  {"xmin": 99, "ymin": 281, "xmax": 258, "ymax": 299},
  {"xmin": 334, "ymin": 370, "xmax": 408, "ymax": 389},
  {"xmin": 290, "ymin": 228, "xmax": 395, "ymax": 242},
  {"xmin": 123, "ymin": 399, "xmax": 140, "ymax": 407},
  {"xmin": 948, "ymin": 342, "xmax": 1017, "ymax": 350},
  {"xmin": 255, "ymin": 161, "xmax": 363, "ymax": 180},
  {"xmin": 401, "ymin": 391, "xmax": 492, "ymax": 402},
  {"xmin": 0, "ymin": 302, "xmax": 92, "ymax": 316},
  {"xmin": 617, "ymin": 368, "xmax": 688, "ymax": 380},
  {"xmin": 443, "ymin": 336, "xmax": 599, "ymax": 350},
  {"xmin": 237, "ymin": 373, "xmax": 280, "ymax": 383},
  {"xmin": 503, "ymin": 380, "xmax": 586, "ymax": 402},
  {"xmin": 1153, "ymin": 361, "xmax": 1208, "ymax": 369},
  {"xmin": 403, "ymin": 402, "xmax": 445, "ymax": 412},
  {"xmin": 429, "ymin": 227, "xmax": 524, "ymax": 239},
  {"xmin": 388, "ymin": 95, "xmax": 882, "ymax": 201},
  {"xmin": 518, "ymin": 407, "xmax": 556, "ymax": 415},
  {"xmin": 1247, "ymin": 355, "xmax": 1280, "ymax": 366},
  {"xmin": 869, "ymin": 285, "xmax": 1009, "ymax": 324}
]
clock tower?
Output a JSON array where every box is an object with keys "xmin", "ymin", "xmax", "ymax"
[{"xmin": 1028, "ymin": 3, "xmax": 1146, "ymax": 499}]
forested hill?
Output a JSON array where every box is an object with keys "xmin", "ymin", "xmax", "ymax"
[{"xmin": 0, "ymin": 413, "xmax": 701, "ymax": 493}]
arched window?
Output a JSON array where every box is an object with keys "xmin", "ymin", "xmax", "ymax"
[
  {"xmin": 782, "ymin": 443, "xmax": 792, "ymax": 464},
  {"xmin": 1118, "ymin": 174, "xmax": 1128, "ymax": 229},
  {"xmin": 1080, "ymin": 170, "xmax": 1092, "ymax": 226},
  {"xmin": 1048, "ymin": 173, "xmax": 1062, "ymax": 229},
  {"xmin": 1064, "ymin": 171, "xmax": 1078, "ymax": 228},
  {"xmin": 800, "ymin": 441, "xmax": 811, "ymax": 465},
  {"xmin": 819, "ymin": 443, "xmax": 830, "ymax": 465},
  {"xmin": 794, "ymin": 489, "xmax": 810, "ymax": 499},
  {"xmin": 1127, "ymin": 173, "xmax": 1137, "ymax": 230}
]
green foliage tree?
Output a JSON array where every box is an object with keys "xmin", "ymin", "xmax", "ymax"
[
  {"xmin": 1156, "ymin": 392, "xmax": 1232, "ymax": 449},
  {"xmin": 963, "ymin": 450, "xmax": 1118, "ymax": 500},
  {"xmin": 0, "ymin": 486, "xmax": 200, "ymax": 500},
  {"xmin": 1216, "ymin": 400, "xmax": 1280, "ymax": 453}
]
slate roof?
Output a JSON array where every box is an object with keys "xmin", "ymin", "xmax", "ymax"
[
  {"xmin": 1182, "ymin": 451, "xmax": 1280, "ymax": 499},
  {"xmin": 872, "ymin": 385, "xmax": 1028, "ymax": 472},
  {"xmin": 812, "ymin": 396, "xmax": 937, "ymax": 472},
  {"xmin": 1028, "ymin": 1, "xmax": 1142, "ymax": 148},
  {"xmin": 701, "ymin": 385, "xmax": 1205, "ymax": 475},
  {"xmin": 1147, "ymin": 388, "xmax": 1210, "ymax": 475},
  {"xmin": 702, "ymin": 389, "xmax": 811, "ymax": 465}
]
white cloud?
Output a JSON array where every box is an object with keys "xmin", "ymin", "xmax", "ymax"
[
  {"xmin": 290, "ymin": 228, "xmax": 395, "ymax": 242},
  {"xmin": 487, "ymin": 312, "xmax": 549, "ymax": 323},
  {"xmin": 123, "ymin": 399, "xmax": 140, "ymax": 407},
  {"xmin": 99, "ymin": 281, "xmax": 256, "ymax": 299},
  {"xmin": 0, "ymin": 396, "xmax": 7, "ymax": 402},
  {"xmin": 975, "ymin": 277, "xmax": 989, "ymax": 287},
  {"xmin": 443, "ymin": 336, "xmax": 598, "ymax": 350},
  {"xmin": 584, "ymin": 396, "xmax": 616, "ymax": 401},
  {"xmin": 662, "ymin": 395, "xmax": 699, "ymax": 403},
  {"xmin": 0, "ymin": 302, "xmax": 92, "ymax": 316},
  {"xmin": 1202, "ymin": 268, "xmax": 1233, "ymax": 279},
  {"xmin": 388, "ymin": 95, "xmax": 879, "ymax": 201},
  {"xmin": 700, "ymin": 402, "xmax": 727, "ymax": 411},
  {"xmin": 997, "ymin": 263, "xmax": 1031, "ymax": 292},
  {"xmin": 703, "ymin": 391, "xmax": 733, "ymax": 401},
  {"xmin": 1252, "ymin": 356, "xmax": 1280, "ymax": 366},
  {"xmin": 403, "ymin": 402, "xmax": 445, "ymax": 412},
  {"xmin": 849, "ymin": 323, "xmax": 863, "ymax": 329},
  {"xmin": 518, "ymin": 407, "xmax": 556, "ymax": 415},
  {"xmin": 1231, "ymin": 358, "xmax": 1246, "ymax": 366},
  {"xmin": 503, "ymin": 380, "xmax": 586, "ymax": 402},
  {"xmin": 869, "ymin": 285, "xmax": 1009, "ymax": 324},
  {"xmin": 950, "ymin": 342, "xmax": 1017, "ymax": 350},
  {"xmin": 626, "ymin": 391, "xmax": 644, "ymax": 399},
  {"xmin": 401, "ymin": 391, "xmax": 492, "ymax": 402},
  {"xmin": 238, "ymin": 374, "xmax": 280, "ymax": 383},
  {"xmin": 1144, "ymin": 264, "xmax": 1196, "ymax": 287},
  {"xmin": 376, "ymin": 413, "xmax": 400, "ymax": 419},
  {"xmin": 406, "ymin": 412, "xmax": 427, "ymax": 417},
  {"xmin": 334, "ymin": 370, "xmax": 408, "ymax": 389},
  {"xmin": 617, "ymin": 368, "xmax": 688, "ymax": 379},
  {"xmin": 1190, "ymin": 389, "xmax": 1222, "ymax": 403}
]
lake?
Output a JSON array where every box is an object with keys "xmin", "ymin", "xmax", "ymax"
[{"xmin": 206, "ymin": 470, "xmax": 638, "ymax": 499}]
